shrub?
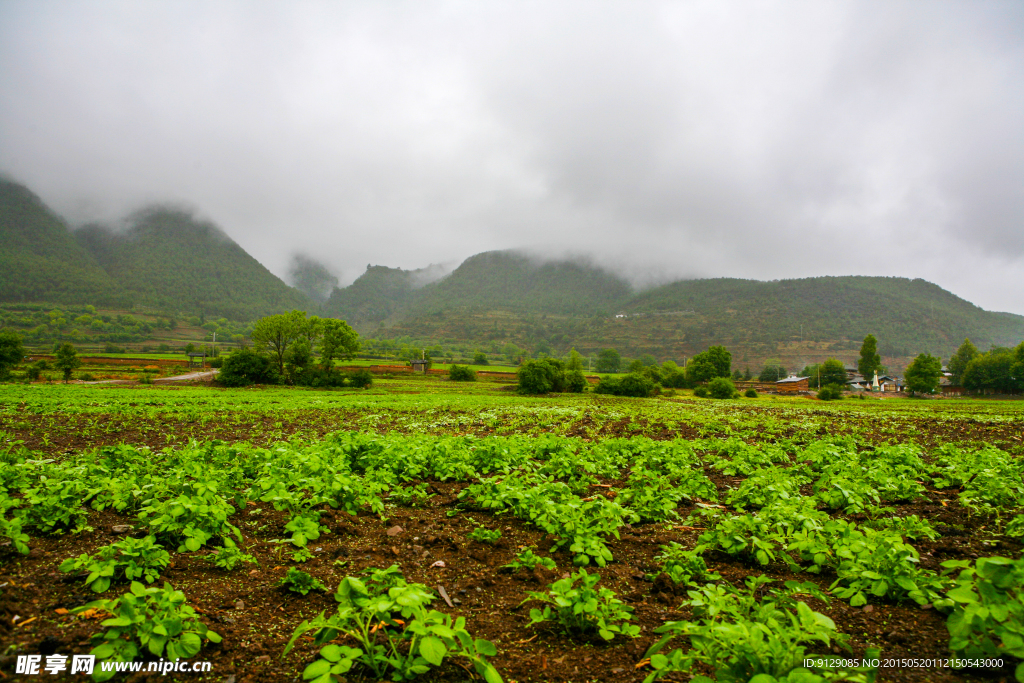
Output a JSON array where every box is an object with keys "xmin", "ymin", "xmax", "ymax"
[
  {"xmin": 594, "ymin": 372, "xmax": 657, "ymax": 397},
  {"xmin": 708, "ymin": 377, "xmax": 738, "ymax": 399},
  {"xmin": 817, "ymin": 384, "xmax": 845, "ymax": 401},
  {"xmin": 449, "ymin": 364, "xmax": 477, "ymax": 382},
  {"xmin": 517, "ymin": 358, "xmax": 566, "ymax": 394},
  {"xmin": 693, "ymin": 386, "xmax": 709, "ymax": 398},
  {"xmin": 59, "ymin": 535, "xmax": 170, "ymax": 593},
  {"xmin": 565, "ymin": 369, "xmax": 588, "ymax": 393},
  {"xmin": 209, "ymin": 356, "xmax": 223, "ymax": 368},
  {"xmin": 942, "ymin": 556, "xmax": 1024, "ymax": 669},
  {"xmin": 744, "ymin": 388, "xmax": 758, "ymax": 398},
  {"xmin": 218, "ymin": 348, "xmax": 278, "ymax": 387},
  {"xmin": 279, "ymin": 568, "xmax": 327, "ymax": 595},
  {"xmin": 348, "ymin": 369, "xmax": 373, "ymax": 388}
]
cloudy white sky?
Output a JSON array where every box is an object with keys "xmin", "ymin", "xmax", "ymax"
[{"xmin": 1, "ymin": 1, "xmax": 1022, "ymax": 313}]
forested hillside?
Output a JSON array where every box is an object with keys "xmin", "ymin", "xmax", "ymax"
[
  {"xmin": 0, "ymin": 178, "xmax": 127, "ymax": 306},
  {"xmin": 74, "ymin": 208, "xmax": 308, "ymax": 320}
]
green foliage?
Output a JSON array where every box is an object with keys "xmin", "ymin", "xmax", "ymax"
[
  {"xmin": 942, "ymin": 556, "xmax": 1024, "ymax": 678},
  {"xmin": 0, "ymin": 491, "xmax": 29, "ymax": 554},
  {"xmin": 857, "ymin": 334, "xmax": 882, "ymax": 381},
  {"xmin": 503, "ymin": 548, "xmax": 556, "ymax": 572},
  {"xmin": 828, "ymin": 527, "xmax": 947, "ymax": 607},
  {"xmin": 252, "ymin": 310, "xmax": 310, "ymax": 377},
  {"xmin": 0, "ymin": 328, "xmax": 24, "ymax": 379},
  {"xmin": 693, "ymin": 385, "xmax": 709, "ymax": 398},
  {"xmin": 218, "ymin": 348, "xmax": 279, "ymax": 386},
  {"xmin": 818, "ymin": 358, "xmax": 848, "ymax": 388},
  {"xmin": 745, "ymin": 388, "xmax": 758, "ymax": 398},
  {"xmin": 139, "ymin": 492, "xmax": 241, "ymax": 552},
  {"xmin": 708, "ymin": 376, "xmax": 738, "ymax": 399},
  {"xmin": 947, "ymin": 338, "xmax": 979, "ymax": 386},
  {"xmin": 54, "ymin": 342, "xmax": 81, "ymax": 383},
  {"xmin": 524, "ymin": 569, "xmax": 640, "ymax": 641},
  {"xmin": 905, "ymin": 352, "xmax": 942, "ymax": 395},
  {"xmin": 280, "ymin": 568, "xmax": 328, "ymax": 595},
  {"xmin": 449, "ymin": 364, "xmax": 477, "ymax": 382},
  {"xmin": 348, "ymin": 369, "xmax": 374, "ymax": 388},
  {"xmin": 473, "ymin": 351, "xmax": 489, "ymax": 365},
  {"xmin": 653, "ymin": 542, "xmax": 720, "ymax": 586},
  {"xmin": 467, "ymin": 526, "xmax": 502, "ymax": 544},
  {"xmin": 59, "ymin": 535, "xmax": 170, "ymax": 593},
  {"xmin": 517, "ymin": 358, "xmax": 566, "ymax": 394},
  {"xmin": 594, "ymin": 372, "xmax": 657, "ymax": 397},
  {"xmin": 596, "ymin": 348, "xmax": 622, "ymax": 373},
  {"xmin": 963, "ymin": 344, "xmax": 1024, "ymax": 395},
  {"xmin": 687, "ymin": 345, "xmax": 732, "ymax": 383},
  {"xmin": 644, "ymin": 577, "xmax": 857, "ymax": 683},
  {"xmin": 74, "ymin": 582, "xmax": 221, "ymax": 681},
  {"xmin": 285, "ymin": 567, "xmax": 502, "ymax": 683},
  {"xmin": 758, "ymin": 360, "xmax": 786, "ymax": 382},
  {"xmin": 319, "ymin": 317, "xmax": 361, "ymax": 370},
  {"xmin": 207, "ymin": 543, "xmax": 257, "ymax": 570},
  {"xmin": 817, "ymin": 384, "xmax": 844, "ymax": 401}
]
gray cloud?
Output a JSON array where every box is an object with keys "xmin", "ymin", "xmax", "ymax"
[{"xmin": 1, "ymin": 0, "xmax": 1022, "ymax": 313}]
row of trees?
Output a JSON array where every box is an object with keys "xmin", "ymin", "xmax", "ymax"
[
  {"xmin": 0, "ymin": 330, "xmax": 82, "ymax": 382},
  {"xmin": 948, "ymin": 338, "xmax": 1024, "ymax": 394},
  {"xmin": 220, "ymin": 311, "xmax": 364, "ymax": 387}
]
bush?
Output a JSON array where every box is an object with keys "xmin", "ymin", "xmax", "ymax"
[
  {"xmin": 209, "ymin": 357, "xmax": 223, "ymax": 368},
  {"xmin": 708, "ymin": 377, "xmax": 738, "ymax": 399},
  {"xmin": 449, "ymin": 365, "xmax": 477, "ymax": 382},
  {"xmin": 744, "ymin": 388, "xmax": 758, "ymax": 398},
  {"xmin": 565, "ymin": 369, "xmax": 588, "ymax": 393},
  {"xmin": 517, "ymin": 358, "xmax": 566, "ymax": 394},
  {"xmin": 693, "ymin": 386, "xmax": 709, "ymax": 398},
  {"xmin": 817, "ymin": 384, "xmax": 845, "ymax": 401},
  {"xmin": 594, "ymin": 372, "xmax": 657, "ymax": 398},
  {"xmin": 218, "ymin": 348, "xmax": 278, "ymax": 387},
  {"xmin": 348, "ymin": 369, "xmax": 373, "ymax": 388}
]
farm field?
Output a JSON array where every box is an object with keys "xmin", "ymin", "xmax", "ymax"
[{"xmin": 1, "ymin": 380, "xmax": 1022, "ymax": 683}]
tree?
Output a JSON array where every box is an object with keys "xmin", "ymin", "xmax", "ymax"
[
  {"xmin": 818, "ymin": 358, "xmax": 848, "ymax": 388},
  {"xmin": 660, "ymin": 361, "xmax": 688, "ymax": 388},
  {"xmin": 219, "ymin": 348, "xmax": 278, "ymax": 387},
  {"xmin": 962, "ymin": 347, "xmax": 1023, "ymax": 395},
  {"xmin": 319, "ymin": 318, "xmax": 361, "ymax": 373},
  {"xmin": 905, "ymin": 353, "xmax": 942, "ymax": 395},
  {"xmin": 708, "ymin": 377, "xmax": 738, "ymax": 399},
  {"xmin": 686, "ymin": 346, "xmax": 731, "ymax": 383},
  {"xmin": 594, "ymin": 372, "xmax": 657, "ymax": 397},
  {"xmin": 638, "ymin": 354, "xmax": 657, "ymax": 367},
  {"xmin": 857, "ymin": 334, "xmax": 882, "ymax": 380},
  {"xmin": 472, "ymin": 352, "xmax": 489, "ymax": 366},
  {"xmin": 517, "ymin": 358, "xmax": 566, "ymax": 394},
  {"xmin": 54, "ymin": 343, "xmax": 81, "ymax": 383},
  {"xmin": 595, "ymin": 348, "xmax": 622, "ymax": 373},
  {"xmin": 947, "ymin": 338, "xmax": 979, "ymax": 386},
  {"xmin": 449, "ymin": 365, "xmax": 477, "ymax": 382},
  {"xmin": 251, "ymin": 310, "xmax": 308, "ymax": 376},
  {"xmin": 758, "ymin": 360, "xmax": 786, "ymax": 382},
  {"xmin": 0, "ymin": 329, "xmax": 25, "ymax": 380},
  {"xmin": 565, "ymin": 348, "xmax": 587, "ymax": 392}
]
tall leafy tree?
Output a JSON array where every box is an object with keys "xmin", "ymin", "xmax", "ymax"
[
  {"xmin": 857, "ymin": 334, "xmax": 882, "ymax": 380},
  {"xmin": 818, "ymin": 358, "xmax": 848, "ymax": 387},
  {"xmin": 758, "ymin": 360, "xmax": 786, "ymax": 382},
  {"xmin": 319, "ymin": 318, "xmax": 361, "ymax": 373},
  {"xmin": 962, "ymin": 347, "xmax": 1023, "ymax": 395},
  {"xmin": 687, "ymin": 345, "xmax": 732, "ymax": 383},
  {"xmin": 251, "ymin": 310, "xmax": 307, "ymax": 376},
  {"xmin": 54, "ymin": 343, "xmax": 80, "ymax": 383},
  {"xmin": 595, "ymin": 348, "xmax": 621, "ymax": 373},
  {"xmin": 947, "ymin": 338, "xmax": 979, "ymax": 386},
  {"xmin": 905, "ymin": 353, "xmax": 942, "ymax": 395},
  {"xmin": 0, "ymin": 329, "xmax": 24, "ymax": 380}
]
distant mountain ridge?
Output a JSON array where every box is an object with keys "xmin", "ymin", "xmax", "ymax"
[
  {"xmin": 2, "ymin": 176, "xmax": 1022, "ymax": 367},
  {"xmin": 0, "ymin": 178, "xmax": 306, "ymax": 319}
]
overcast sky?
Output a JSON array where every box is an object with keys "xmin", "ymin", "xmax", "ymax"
[{"xmin": 2, "ymin": 1, "xmax": 1022, "ymax": 313}]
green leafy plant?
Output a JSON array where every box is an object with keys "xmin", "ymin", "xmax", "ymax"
[
  {"xmin": 280, "ymin": 568, "xmax": 327, "ymax": 595},
  {"xmin": 74, "ymin": 582, "xmax": 221, "ymax": 682},
  {"xmin": 942, "ymin": 556, "xmax": 1024, "ymax": 680},
  {"xmin": 207, "ymin": 543, "xmax": 257, "ymax": 570},
  {"xmin": 284, "ymin": 567, "xmax": 502, "ymax": 682},
  {"xmin": 523, "ymin": 569, "xmax": 640, "ymax": 641},
  {"xmin": 503, "ymin": 547, "xmax": 556, "ymax": 572},
  {"xmin": 0, "ymin": 492, "xmax": 29, "ymax": 554},
  {"xmin": 139, "ymin": 492, "xmax": 241, "ymax": 552},
  {"xmin": 467, "ymin": 526, "xmax": 502, "ymax": 544},
  {"xmin": 652, "ymin": 542, "xmax": 720, "ymax": 586},
  {"xmin": 829, "ymin": 528, "xmax": 947, "ymax": 607},
  {"xmin": 644, "ymin": 577, "xmax": 861, "ymax": 683},
  {"xmin": 59, "ymin": 535, "xmax": 170, "ymax": 593}
]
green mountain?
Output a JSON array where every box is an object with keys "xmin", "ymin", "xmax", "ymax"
[
  {"xmin": 346, "ymin": 252, "xmax": 1024, "ymax": 371},
  {"xmin": 322, "ymin": 265, "xmax": 417, "ymax": 327},
  {"xmin": 0, "ymin": 178, "xmax": 126, "ymax": 306},
  {"xmin": 74, "ymin": 207, "xmax": 309, "ymax": 320}
]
